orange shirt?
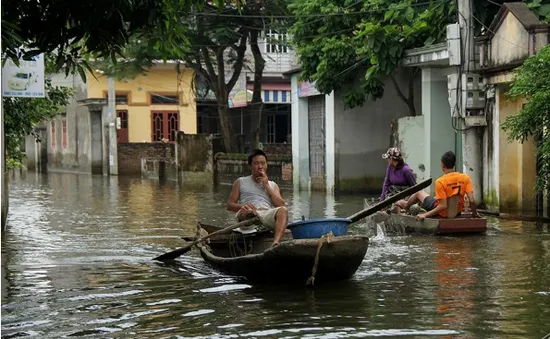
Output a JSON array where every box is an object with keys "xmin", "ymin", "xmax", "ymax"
[{"xmin": 434, "ymin": 172, "xmax": 473, "ymax": 217}]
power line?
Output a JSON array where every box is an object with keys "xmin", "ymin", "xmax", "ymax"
[{"xmin": 472, "ymin": 14, "xmax": 523, "ymax": 48}]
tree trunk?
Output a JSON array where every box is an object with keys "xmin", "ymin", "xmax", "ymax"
[
  {"xmin": 248, "ymin": 30, "xmax": 266, "ymax": 150},
  {"xmin": 390, "ymin": 68, "xmax": 418, "ymax": 117},
  {"xmin": 217, "ymin": 86, "xmax": 237, "ymax": 153}
]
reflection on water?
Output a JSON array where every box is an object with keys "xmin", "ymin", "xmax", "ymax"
[{"xmin": 1, "ymin": 172, "xmax": 549, "ymax": 338}]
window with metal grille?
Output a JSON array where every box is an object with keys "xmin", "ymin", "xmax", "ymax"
[
  {"xmin": 151, "ymin": 94, "xmax": 179, "ymax": 105},
  {"xmin": 116, "ymin": 94, "xmax": 128, "ymax": 105},
  {"xmin": 152, "ymin": 111, "xmax": 179, "ymax": 142},
  {"xmin": 265, "ymin": 30, "xmax": 288, "ymax": 54},
  {"xmin": 51, "ymin": 121, "xmax": 56, "ymax": 148},
  {"xmin": 62, "ymin": 119, "xmax": 67, "ymax": 148}
]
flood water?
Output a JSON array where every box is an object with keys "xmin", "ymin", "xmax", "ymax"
[{"xmin": 1, "ymin": 172, "xmax": 549, "ymax": 339}]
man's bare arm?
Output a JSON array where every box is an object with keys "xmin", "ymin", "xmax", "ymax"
[
  {"xmin": 227, "ymin": 180, "xmax": 242, "ymax": 213},
  {"xmin": 466, "ymin": 192, "xmax": 479, "ymax": 217},
  {"xmin": 265, "ymin": 182, "xmax": 285, "ymax": 207}
]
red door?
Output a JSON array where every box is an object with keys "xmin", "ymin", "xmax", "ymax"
[
  {"xmin": 117, "ymin": 110, "xmax": 128, "ymax": 143},
  {"xmin": 152, "ymin": 111, "xmax": 179, "ymax": 142}
]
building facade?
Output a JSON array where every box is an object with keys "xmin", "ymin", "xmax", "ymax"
[{"xmin": 26, "ymin": 63, "xmax": 196, "ymax": 176}]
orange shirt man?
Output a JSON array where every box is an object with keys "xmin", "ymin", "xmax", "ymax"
[{"xmin": 396, "ymin": 151, "xmax": 480, "ymax": 220}]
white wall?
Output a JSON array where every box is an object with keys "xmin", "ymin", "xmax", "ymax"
[
  {"xmin": 46, "ymin": 73, "xmax": 93, "ymax": 173},
  {"xmin": 244, "ymin": 34, "xmax": 297, "ymax": 75},
  {"xmin": 489, "ymin": 13, "xmax": 530, "ymax": 67},
  {"xmin": 395, "ymin": 116, "xmax": 426, "ymax": 181},
  {"xmin": 333, "ymin": 70, "xmax": 421, "ymax": 192},
  {"xmin": 290, "ymin": 74, "xmax": 310, "ymax": 190},
  {"xmin": 421, "ymin": 67, "xmax": 457, "ymax": 195}
]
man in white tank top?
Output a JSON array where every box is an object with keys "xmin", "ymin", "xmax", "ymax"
[{"xmin": 227, "ymin": 149, "xmax": 288, "ymax": 248}]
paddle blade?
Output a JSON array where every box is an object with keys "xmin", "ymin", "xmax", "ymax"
[{"xmin": 153, "ymin": 244, "xmax": 193, "ymax": 261}]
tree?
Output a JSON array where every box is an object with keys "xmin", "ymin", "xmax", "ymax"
[
  {"xmin": 182, "ymin": 1, "xmax": 291, "ymax": 152},
  {"xmin": 185, "ymin": 8, "xmax": 249, "ymax": 152},
  {"xmin": 244, "ymin": 7, "xmax": 292, "ymax": 149},
  {"xmin": 501, "ymin": 44, "xmax": 550, "ymax": 193},
  {"xmin": 290, "ymin": 0, "xmax": 455, "ymax": 114},
  {"xmin": 248, "ymin": 29, "xmax": 267, "ymax": 150},
  {"xmin": 1, "ymin": 0, "xmax": 230, "ymax": 77}
]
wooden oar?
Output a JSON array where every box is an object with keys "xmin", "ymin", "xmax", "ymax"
[
  {"xmin": 153, "ymin": 217, "xmax": 259, "ymax": 261},
  {"xmin": 347, "ymin": 178, "xmax": 432, "ymax": 223}
]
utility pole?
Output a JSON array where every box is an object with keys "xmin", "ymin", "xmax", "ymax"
[
  {"xmin": 458, "ymin": 0, "xmax": 475, "ymax": 72},
  {"xmin": 107, "ymin": 77, "xmax": 118, "ymax": 175},
  {"xmin": 1, "ymin": 105, "xmax": 7, "ymax": 231},
  {"xmin": 458, "ymin": 0, "xmax": 483, "ymax": 203}
]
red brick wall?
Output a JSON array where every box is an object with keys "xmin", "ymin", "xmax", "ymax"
[{"xmin": 118, "ymin": 143, "xmax": 175, "ymax": 175}]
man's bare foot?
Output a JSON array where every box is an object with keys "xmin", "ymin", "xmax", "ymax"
[{"xmin": 271, "ymin": 241, "xmax": 280, "ymax": 248}]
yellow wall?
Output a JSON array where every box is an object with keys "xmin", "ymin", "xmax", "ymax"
[
  {"xmin": 498, "ymin": 85, "xmax": 538, "ymax": 213},
  {"xmin": 87, "ymin": 67, "xmax": 197, "ymax": 142}
]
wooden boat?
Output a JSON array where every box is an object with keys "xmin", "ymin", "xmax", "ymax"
[
  {"xmin": 194, "ymin": 222, "xmax": 369, "ymax": 284},
  {"xmin": 376, "ymin": 211, "xmax": 487, "ymax": 235}
]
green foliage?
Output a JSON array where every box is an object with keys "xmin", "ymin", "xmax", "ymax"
[
  {"xmin": 1, "ymin": 0, "xmax": 231, "ymax": 78},
  {"xmin": 6, "ymin": 157, "xmax": 23, "ymax": 169},
  {"xmin": 501, "ymin": 44, "xmax": 550, "ymax": 192},
  {"xmin": 526, "ymin": 0, "xmax": 550, "ymax": 23},
  {"xmin": 474, "ymin": 0, "xmax": 550, "ymax": 35},
  {"xmin": 290, "ymin": 0, "xmax": 455, "ymax": 110},
  {"xmin": 3, "ymin": 78, "xmax": 73, "ymax": 164}
]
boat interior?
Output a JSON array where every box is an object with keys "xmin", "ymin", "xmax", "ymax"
[{"xmin": 197, "ymin": 223, "xmax": 294, "ymax": 258}]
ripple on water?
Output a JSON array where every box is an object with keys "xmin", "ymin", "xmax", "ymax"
[
  {"xmin": 197, "ymin": 284, "xmax": 252, "ymax": 293},
  {"xmin": 2, "ymin": 173, "xmax": 550, "ymax": 339}
]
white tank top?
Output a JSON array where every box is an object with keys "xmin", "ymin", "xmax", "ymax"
[{"xmin": 238, "ymin": 176, "xmax": 276, "ymax": 210}]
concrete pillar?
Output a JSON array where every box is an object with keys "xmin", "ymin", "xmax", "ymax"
[
  {"xmin": 290, "ymin": 74, "xmax": 310, "ymax": 191},
  {"xmin": 462, "ymin": 128, "xmax": 483, "ymax": 203},
  {"xmin": 107, "ymin": 77, "xmax": 118, "ymax": 175},
  {"xmin": 482, "ymin": 87, "xmax": 499, "ymax": 210},
  {"xmin": 422, "ymin": 68, "xmax": 457, "ymax": 195},
  {"xmin": 102, "ymin": 106, "xmax": 110, "ymax": 176},
  {"xmin": 25, "ymin": 134, "xmax": 38, "ymax": 172},
  {"xmin": 325, "ymin": 91, "xmax": 335, "ymax": 193},
  {"xmin": 38, "ymin": 127, "xmax": 48, "ymax": 173}
]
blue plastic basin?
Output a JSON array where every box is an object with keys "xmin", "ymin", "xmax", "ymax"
[{"xmin": 288, "ymin": 218, "xmax": 351, "ymax": 239}]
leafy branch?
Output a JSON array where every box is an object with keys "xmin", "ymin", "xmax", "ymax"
[{"xmin": 501, "ymin": 44, "xmax": 550, "ymax": 192}]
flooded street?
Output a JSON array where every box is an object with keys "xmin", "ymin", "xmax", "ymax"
[{"xmin": 1, "ymin": 172, "xmax": 549, "ymax": 338}]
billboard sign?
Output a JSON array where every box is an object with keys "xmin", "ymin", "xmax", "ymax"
[{"xmin": 2, "ymin": 54, "xmax": 46, "ymax": 98}]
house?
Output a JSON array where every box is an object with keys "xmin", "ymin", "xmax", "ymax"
[
  {"xmin": 25, "ymin": 62, "xmax": 196, "ymax": 176},
  {"xmin": 477, "ymin": 2, "xmax": 549, "ymax": 213},
  {"xmin": 391, "ymin": 2, "xmax": 548, "ymax": 214}
]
